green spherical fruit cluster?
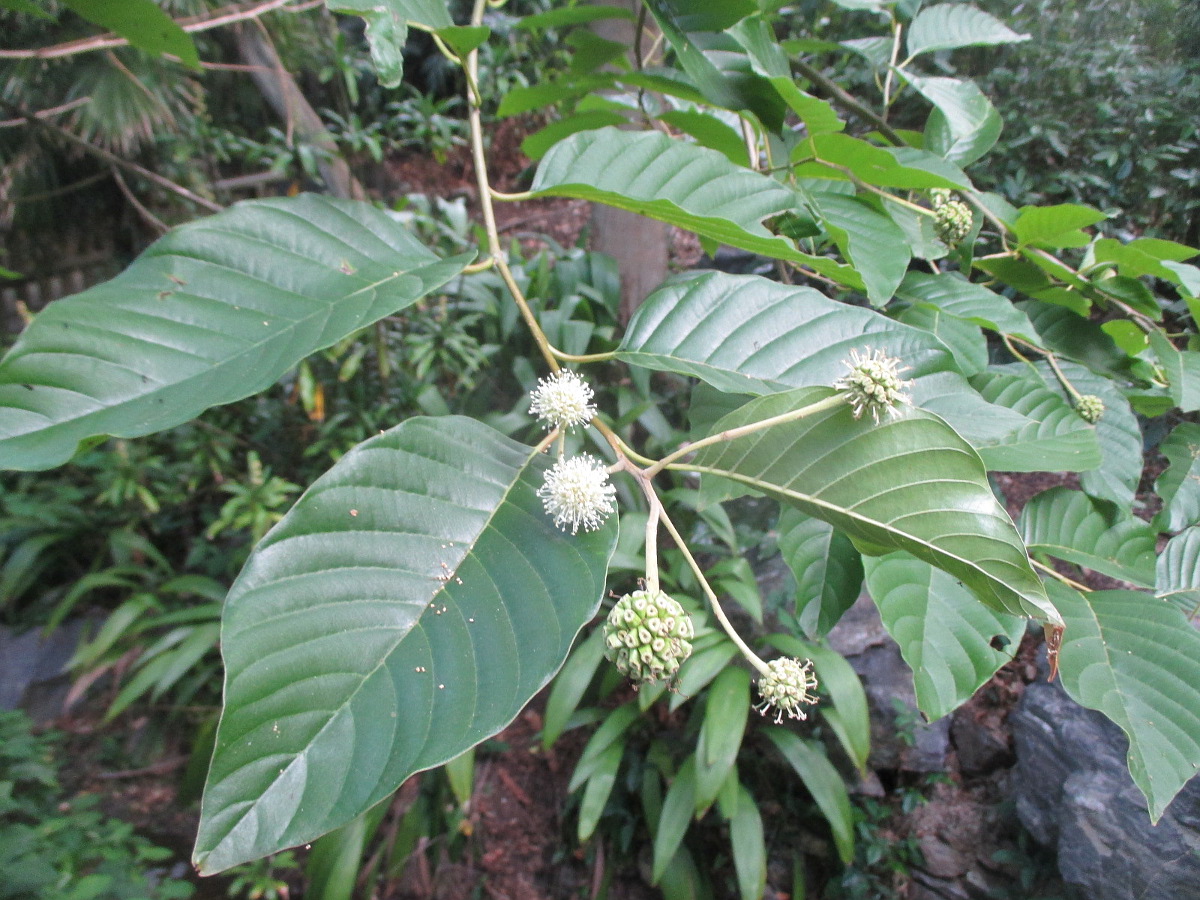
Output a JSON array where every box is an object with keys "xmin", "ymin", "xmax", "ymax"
[
  {"xmin": 604, "ymin": 589, "xmax": 694, "ymax": 684},
  {"xmin": 755, "ymin": 657, "xmax": 819, "ymax": 723},
  {"xmin": 933, "ymin": 196, "xmax": 973, "ymax": 247},
  {"xmin": 1075, "ymin": 394, "xmax": 1105, "ymax": 424}
]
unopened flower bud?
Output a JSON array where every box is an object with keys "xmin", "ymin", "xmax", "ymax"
[
  {"xmin": 933, "ymin": 196, "xmax": 973, "ymax": 247},
  {"xmin": 603, "ymin": 590, "xmax": 694, "ymax": 684},
  {"xmin": 1075, "ymin": 394, "xmax": 1105, "ymax": 424}
]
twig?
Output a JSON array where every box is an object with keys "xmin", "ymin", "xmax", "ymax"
[
  {"xmin": 793, "ymin": 58, "xmax": 905, "ymax": 146},
  {"xmin": 110, "ymin": 167, "xmax": 169, "ymax": 234},
  {"xmin": 0, "ymin": 0, "xmax": 300, "ymax": 61},
  {"xmin": 0, "ymin": 97, "xmax": 90, "ymax": 129}
]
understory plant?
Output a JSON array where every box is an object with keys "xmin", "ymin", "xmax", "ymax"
[{"xmin": 2, "ymin": 0, "xmax": 1200, "ymax": 896}]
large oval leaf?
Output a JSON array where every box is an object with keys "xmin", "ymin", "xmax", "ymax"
[
  {"xmin": 777, "ymin": 508, "xmax": 863, "ymax": 638},
  {"xmin": 1155, "ymin": 423, "xmax": 1200, "ymax": 532},
  {"xmin": 193, "ymin": 417, "xmax": 617, "ymax": 873},
  {"xmin": 864, "ymin": 552, "xmax": 1025, "ymax": 721},
  {"xmin": 1156, "ymin": 527, "xmax": 1200, "ymax": 622},
  {"xmin": 0, "ymin": 195, "xmax": 472, "ymax": 471},
  {"xmin": 529, "ymin": 128, "xmax": 860, "ymax": 287},
  {"xmin": 691, "ymin": 387, "xmax": 1058, "ymax": 622},
  {"xmin": 1045, "ymin": 580, "xmax": 1200, "ymax": 821},
  {"xmin": 1018, "ymin": 487, "xmax": 1156, "ymax": 587},
  {"xmin": 906, "ymin": 3, "xmax": 1029, "ymax": 57}
]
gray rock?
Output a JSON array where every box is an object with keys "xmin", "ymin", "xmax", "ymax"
[
  {"xmin": 0, "ymin": 621, "xmax": 86, "ymax": 724},
  {"xmin": 1012, "ymin": 665, "xmax": 1200, "ymax": 900},
  {"xmin": 827, "ymin": 597, "xmax": 950, "ymax": 772}
]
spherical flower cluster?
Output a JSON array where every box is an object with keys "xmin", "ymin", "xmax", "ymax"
[
  {"xmin": 603, "ymin": 589, "xmax": 694, "ymax": 683},
  {"xmin": 529, "ymin": 370, "xmax": 596, "ymax": 431},
  {"xmin": 931, "ymin": 190, "xmax": 973, "ymax": 247},
  {"xmin": 754, "ymin": 657, "xmax": 819, "ymax": 723},
  {"xmin": 537, "ymin": 454, "xmax": 616, "ymax": 534},
  {"xmin": 834, "ymin": 347, "xmax": 913, "ymax": 424},
  {"xmin": 1075, "ymin": 394, "xmax": 1105, "ymax": 424}
]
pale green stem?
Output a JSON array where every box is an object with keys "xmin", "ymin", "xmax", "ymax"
[
  {"xmin": 594, "ymin": 418, "xmax": 657, "ymax": 468},
  {"xmin": 644, "ymin": 393, "xmax": 848, "ymax": 478},
  {"xmin": 881, "ymin": 18, "xmax": 903, "ymax": 111},
  {"xmin": 549, "ymin": 346, "xmax": 619, "ymax": 364},
  {"xmin": 658, "ymin": 506, "xmax": 769, "ymax": 676},
  {"xmin": 533, "ymin": 429, "xmax": 559, "ymax": 455},
  {"xmin": 490, "ymin": 188, "xmax": 535, "ymax": 202},
  {"xmin": 815, "ymin": 159, "xmax": 935, "ymax": 217},
  {"xmin": 1043, "ymin": 351, "xmax": 1083, "ymax": 401},
  {"xmin": 740, "ymin": 116, "xmax": 759, "ymax": 170},
  {"xmin": 1031, "ymin": 557, "xmax": 1091, "ymax": 593},
  {"xmin": 465, "ymin": 0, "xmax": 559, "ymax": 373},
  {"xmin": 462, "ymin": 258, "xmax": 496, "ymax": 275}
]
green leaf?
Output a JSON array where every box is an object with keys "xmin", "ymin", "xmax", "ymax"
[
  {"xmin": 670, "ymin": 638, "xmax": 738, "ymax": 712},
  {"xmin": 1044, "ymin": 580, "xmax": 1200, "ymax": 821},
  {"xmin": 998, "ymin": 360, "xmax": 1141, "ymax": 511},
  {"xmin": 617, "ymin": 271, "xmax": 957, "ymax": 397},
  {"xmin": 864, "ymin": 553, "xmax": 1025, "ymax": 721},
  {"xmin": 435, "ymin": 25, "xmax": 491, "ymax": 59},
  {"xmin": 520, "ymin": 111, "xmax": 630, "ymax": 161},
  {"xmin": 193, "ymin": 417, "xmax": 618, "ymax": 873},
  {"xmin": 0, "ymin": 0, "xmax": 52, "ymax": 20},
  {"xmin": 794, "ymin": 135, "xmax": 970, "ymax": 189},
  {"xmin": 1020, "ymin": 301, "xmax": 1133, "ymax": 379},
  {"xmin": 1155, "ymin": 423, "xmax": 1200, "ymax": 533},
  {"xmin": 904, "ymin": 74, "xmax": 1002, "ymax": 166},
  {"xmin": 305, "ymin": 810, "xmax": 376, "ymax": 900},
  {"xmin": 897, "ymin": 272, "xmax": 1039, "ymax": 343},
  {"xmin": 729, "ymin": 786, "xmax": 767, "ymax": 900},
  {"xmin": 906, "ymin": 3, "xmax": 1029, "ymax": 57},
  {"xmin": 1090, "ymin": 237, "xmax": 1198, "ymax": 283},
  {"xmin": 764, "ymin": 729, "xmax": 854, "ymax": 864},
  {"xmin": 777, "ymin": 508, "xmax": 863, "ymax": 638},
  {"xmin": 1149, "ymin": 331, "xmax": 1200, "ymax": 413},
  {"xmin": 325, "ymin": 0, "xmax": 453, "ymax": 88},
  {"xmin": 1156, "ymin": 528, "xmax": 1200, "ymax": 622},
  {"xmin": 695, "ymin": 668, "xmax": 749, "ymax": 810},
  {"xmin": 657, "ymin": 109, "xmax": 750, "ymax": 166},
  {"xmin": 577, "ymin": 740, "xmax": 625, "ymax": 841},
  {"xmin": 968, "ymin": 369, "xmax": 1101, "ymax": 472},
  {"xmin": 0, "ymin": 196, "xmax": 471, "ymax": 472},
  {"xmin": 61, "ymin": 0, "xmax": 199, "ymax": 68},
  {"xmin": 653, "ymin": 756, "xmax": 698, "ymax": 884},
  {"xmin": 529, "ymin": 128, "xmax": 859, "ymax": 287},
  {"xmin": 516, "ymin": 5, "xmax": 636, "ymax": 29},
  {"xmin": 1012, "ymin": 204, "xmax": 1107, "ymax": 249},
  {"xmin": 693, "ymin": 388, "xmax": 1058, "ymax": 622},
  {"xmin": 542, "ymin": 628, "xmax": 608, "ymax": 748},
  {"xmin": 1018, "ymin": 487, "xmax": 1156, "ymax": 588},
  {"xmin": 496, "ymin": 74, "xmax": 616, "ymax": 117},
  {"xmin": 810, "ymin": 192, "xmax": 911, "ymax": 306},
  {"xmin": 569, "ymin": 704, "xmax": 639, "ymax": 793},
  {"xmin": 899, "ymin": 304, "xmax": 988, "ymax": 376}
]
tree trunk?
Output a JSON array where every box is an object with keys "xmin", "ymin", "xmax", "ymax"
[
  {"xmin": 589, "ymin": 1, "xmax": 669, "ymax": 325},
  {"xmin": 234, "ymin": 25, "xmax": 364, "ymax": 201}
]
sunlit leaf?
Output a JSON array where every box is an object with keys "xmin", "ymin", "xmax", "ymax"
[{"xmin": 906, "ymin": 3, "xmax": 1029, "ymax": 57}]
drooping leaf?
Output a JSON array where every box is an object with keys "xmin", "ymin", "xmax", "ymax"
[
  {"xmin": 61, "ymin": 0, "xmax": 199, "ymax": 68},
  {"xmin": 904, "ymin": 74, "xmax": 1002, "ymax": 166},
  {"xmin": 729, "ymin": 785, "xmax": 767, "ymax": 900},
  {"xmin": 1044, "ymin": 580, "xmax": 1200, "ymax": 821},
  {"xmin": 193, "ymin": 417, "xmax": 618, "ymax": 873},
  {"xmin": 777, "ymin": 508, "xmax": 863, "ymax": 638},
  {"xmin": 1019, "ymin": 301, "xmax": 1133, "ymax": 379},
  {"xmin": 529, "ymin": 128, "xmax": 859, "ymax": 287},
  {"xmin": 899, "ymin": 303, "xmax": 988, "ymax": 376},
  {"xmin": 692, "ymin": 388, "xmax": 1058, "ymax": 622},
  {"xmin": 657, "ymin": 109, "xmax": 750, "ymax": 166},
  {"xmin": 325, "ymin": 0, "xmax": 453, "ymax": 87},
  {"xmin": 694, "ymin": 667, "xmax": 750, "ymax": 811},
  {"xmin": 809, "ymin": 192, "xmax": 911, "ymax": 306},
  {"xmin": 897, "ymin": 272, "xmax": 1040, "ymax": 343},
  {"xmin": 1018, "ymin": 487, "xmax": 1156, "ymax": 587},
  {"xmin": 1091, "ymin": 237, "xmax": 1199, "ymax": 283},
  {"xmin": 968, "ymin": 369, "xmax": 1101, "ymax": 472},
  {"xmin": 652, "ymin": 755, "xmax": 698, "ymax": 883},
  {"xmin": 765, "ymin": 729, "xmax": 854, "ymax": 864},
  {"xmin": 0, "ymin": 196, "xmax": 471, "ymax": 472},
  {"xmin": 906, "ymin": 3, "xmax": 1029, "ymax": 57},
  {"xmin": 1155, "ymin": 423, "xmax": 1200, "ymax": 533},
  {"xmin": 864, "ymin": 552, "xmax": 1025, "ymax": 721},
  {"xmin": 1156, "ymin": 528, "xmax": 1200, "ymax": 622}
]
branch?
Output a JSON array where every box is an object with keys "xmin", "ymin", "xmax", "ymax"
[
  {"xmin": 793, "ymin": 58, "xmax": 906, "ymax": 146},
  {"xmin": 0, "ymin": 0, "xmax": 299, "ymax": 61}
]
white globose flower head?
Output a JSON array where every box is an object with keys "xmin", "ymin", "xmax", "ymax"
[
  {"xmin": 537, "ymin": 454, "xmax": 616, "ymax": 534},
  {"xmin": 529, "ymin": 370, "xmax": 596, "ymax": 431},
  {"xmin": 834, "ymin": 347, "xmax": 913, "ymax": 424},
  {"xmin": 754, "ymin": 657, "xmax": 819, "ymax": 723}
]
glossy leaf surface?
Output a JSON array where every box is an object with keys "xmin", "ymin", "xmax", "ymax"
[
  {"xmin": 778, "ymin": 508, "xmax": 863, "ymax": 638},
  {"xmin": 864, "ymin": 553, "xmax": 1025, "ymax": 721},
  {"xmin": 1046, "ymin": 581, "xmax": 1200, "ymax": 821},
  {"xmin": 693, "ymin": 388, "xmax": 1058, "ymax": 622},
  {"xmin": 0, "ymin": 196, "xmax": 471, "ymax": 471},
  {"xmin": 193, "ymin": 417, "xmax": 617, "ymax": 873},
  {"xmin": 1156, "ymin": 528, "xmax": 1200, "ymax": 622}
]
